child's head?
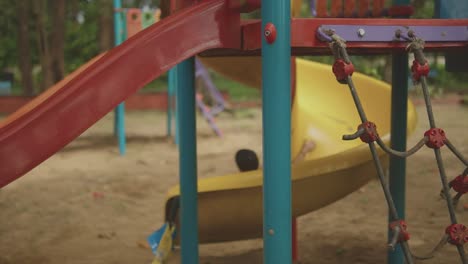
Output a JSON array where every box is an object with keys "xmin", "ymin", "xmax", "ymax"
[{"xmin": 235, "ymin": 149, "xmax": 259, "ymax": 172}]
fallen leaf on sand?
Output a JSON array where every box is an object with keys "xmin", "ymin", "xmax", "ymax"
[{"xmin": 137, "ymin": 240, "xmax": 150, "ymax": 249}]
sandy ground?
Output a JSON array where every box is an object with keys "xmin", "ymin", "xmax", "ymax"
[{"xmin": 0, "ymin": 104, "xmax": 467, "ymax": 264}]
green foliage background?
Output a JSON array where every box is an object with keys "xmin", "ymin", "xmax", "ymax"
[{"xmin": 0, "ymin": 0, "xmax": 466, "ymax": 99}]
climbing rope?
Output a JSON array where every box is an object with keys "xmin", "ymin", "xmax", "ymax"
[
  {"xmin": 325, "ymin": 29, "xmax": 414, "ymax": 264},
  {"xmin": 407, "ymin": 32, "xmax": 468, "ymax": 262},
  {"xmin": 322, "ymin": 28, "xmax": 468, "ymax": 263}
]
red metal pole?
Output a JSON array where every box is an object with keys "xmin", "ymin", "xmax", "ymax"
[
  {"xmin": 344, "ymin": 0, "xmax": 356, "ymax": 17},
  {"xmin": 292, "ymin": 218, "xmax": 298, "ymax": 263},
  {"xmin": 372, "ymin": 0, "xmax": 385, "ymax": 17},
  {"xmin": 316, "ymin": 0, "xmax": 328, "ymax": 17},
  {"xmin": 331, "ymin": 0, "xmax": 343, "ymax": 17},
  {"xmin": 358, "ymin": 0, "xmax": 370, "ymax": 17}
]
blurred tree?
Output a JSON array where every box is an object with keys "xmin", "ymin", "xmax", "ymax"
[
  {"xmin": 0, "ymin": 0, "xmax": 188, "ymax": 94},
  {"xmin": 64, "ymin": 0, "xmax": 100, "ymax": 72},
  {"xmin": 16, "ymin": 0, "xmax": 34, "ymax": 95},
  {"xmin": 98, "ymin": 0, "xmax": 114, "ymax": 52},
  {"xmin": 0, "ymin": 0, "xmax": 18, "ymax": 69},
  {"xmin": 33, "ymin": 0, "xmax": 54, "ymax": 90},
  {"xmin": 50, "ymin": 0, "xmax": 66, "ymax": 82},
  {"xmin": 412, "ymin": 0, "xmax": 434, "ymax": 18}
]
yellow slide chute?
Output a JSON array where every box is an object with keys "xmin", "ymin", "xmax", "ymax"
[{"xmin": 165, "ymin": 57, "xmax": 417, "ymax": 243}]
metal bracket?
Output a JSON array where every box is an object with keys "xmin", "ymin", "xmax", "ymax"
[{"xmin": 317, "ymin": 25, "xmax": 468, "ymax": 42}]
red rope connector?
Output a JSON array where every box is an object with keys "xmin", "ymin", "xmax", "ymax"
[
  {"xmin": 449, "ymin": 175, "xmax": 468, "ymax": 195},
  {"xmin": 358, "ymin": 121, "xmax": 378, "ymax": 143},
  {"xmin": 332, "ymin": 59, "xmax": 354, "ymax": 84},
  {"xmin": 389, "ymin": 220, "xmax": 410, "ymax": 242},
  {"xmin": 424, "ymin": 128, "xmax": 446, "ymax": 149},
  {"xmin": 446, "ymin": 224, "xmax": 468, "ymax": 246},
  {"xmin": 411, "ymin": 60, "xmax": 430, "ymax": 82}
]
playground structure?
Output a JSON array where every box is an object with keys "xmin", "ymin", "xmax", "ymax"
[
  {"xmin": 164, "ymin": 58, "xmax": 418, "ymax": 244},
  {"xmin": 113, "ymin": 4, "xmax": 225, "ymax": 154},
  {"xmin": 0, "ymin": 0, "xmax": 467, "ymax": 264}
]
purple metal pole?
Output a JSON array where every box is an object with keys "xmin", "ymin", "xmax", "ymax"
[
  {"xmin": 195, "ymin": 59, "xmax": 226, "ymax": 115},
  {"xmin": 194, "ymin": 59, "xmax": 224, "ymax": 137}
]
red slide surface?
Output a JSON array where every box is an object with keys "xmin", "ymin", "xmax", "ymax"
[{"xmin": 0, "ymin": 0, "xmax": 240, "ymax": 188}]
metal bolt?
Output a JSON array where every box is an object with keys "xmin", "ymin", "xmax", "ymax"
[
  {"xmin": 395, "ymin": 29, "xmax": 402, "ymax": 39},
  {"xmin": 357, "ymin": 28, "xmax": 365, "ymax": 38},
  {"xmin": 268, "ymin": 229, "xmax": 275, "ymax": 235}
]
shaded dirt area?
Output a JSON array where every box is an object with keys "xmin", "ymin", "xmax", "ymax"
[{"xmin": 0, "ymin": 104, "xmax": 467, "ymax": 264}]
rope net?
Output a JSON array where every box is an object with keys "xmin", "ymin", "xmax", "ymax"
[{"xmin": 324, "ymin": 30, "xmax": 468, "ymax": 263}]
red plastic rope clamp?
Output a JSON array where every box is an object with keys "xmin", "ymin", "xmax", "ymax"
[
  {"xmin": 332, "ymin": 59, "xmax": 354, "ymax": 84},
  {"xmin": 411, "ymin": 60, "xmax": 430, "ymax": 82},
  {"xmin": 358, "ymin": 121, "xmax": 378, "ymax": 143},
  {"xmin": 424, "ymin": 128, "xmax": 446, "ymax": 149},
  {"xmin": 389, "ymin": 220, "xmax": 410, "ymax": 242},
  {"xmin": 446, "ymin": 224, "xmax": 468, "ymax": 246},
  {"xmin": 449, "ymin": 175, "xmax": 468, "ymax": 195}
]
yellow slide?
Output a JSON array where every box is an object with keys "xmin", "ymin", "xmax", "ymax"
[{"xmin": 165, "ymin": 57, "xmax": 417, "ymax": 244}]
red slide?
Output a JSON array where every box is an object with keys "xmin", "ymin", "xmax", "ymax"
[{"xmin": 0, "ymin": 0, "xmax": 240, "ymax": 188}]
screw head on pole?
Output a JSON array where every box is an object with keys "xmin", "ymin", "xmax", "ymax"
[
  {"xmin": 264, "ymin": 23, "xmax": 277, "ymax": 44},
  {"xmin": 357, "ymin": 28, "xmax": 366, "ymax": 38}
]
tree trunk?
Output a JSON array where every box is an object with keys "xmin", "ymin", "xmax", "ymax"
[
  {"xmin": 16, "ymin": 1, "xmax": 35, "ymax": 95},
  {"xmin": 69, "ymin": 0, "xmax": 79, "ymax": 19},
  {"xmin": 50, "ymin": 0, "xmax": 66, "ymax": 82},
  {"xmin": 33, "ymin": 0, "xmax": 54, "ymax": 91},
  {"xmin": 413, "ymin": 0, "xmax": 425, "ymax": 10},
  {"xmin": 98, "ymin": 0, "xmax": 114, "ymax": 52},
  {"xmin": 160, "ymin": 0, "xmax": 172, "ymax": 18}
]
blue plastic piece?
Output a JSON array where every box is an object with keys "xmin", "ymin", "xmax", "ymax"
[
  {"xmin": 261, "ymin": 0, "xmax": 292, "ymax": 263},
  {"xmin": 113, "ymin": 0, "xmax": 126, "ymax": 155},
  {"xmin": 148, "ymin": 223, "xmax": 170, "ymax": 254},
  {"xmin": 147, "ymin": 223, "xmax": 177, "ymax": 263},
  {"xmin": 176, "ymin": 58, "xmax": 199, "ymax": 264}
]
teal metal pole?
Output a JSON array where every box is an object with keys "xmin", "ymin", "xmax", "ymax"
[
  {"xmin": 388, "ymin": 1, "xmax": 410, "ymax": 263},
  {"xmin": 113, "ymin": 0, "xmax": 126, "ymax": 155},
  {"xmin": 113, "ymin": 0, "xmax": 122, "ymax": 137},
  {"xmin": 261, "ymin": 0, "xmax": 292, "ymax": 263},
  {"xmin": 436, "ymin": 0, "xmax": 468, "ymax": 18},
  {"xmin": 176, "ymin": 58, "xmax": 199, "ymax": 264},
  {"xmin": 167, "ymin": 69, "xmax": 175, "ymax": 137},
  {"xmin": 388, "ymin": 53, "xmax": 408, "ymax": 264},
  {"xmin": 174, "ymin": 67, "xmax": 179, "ymax": 146}
]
